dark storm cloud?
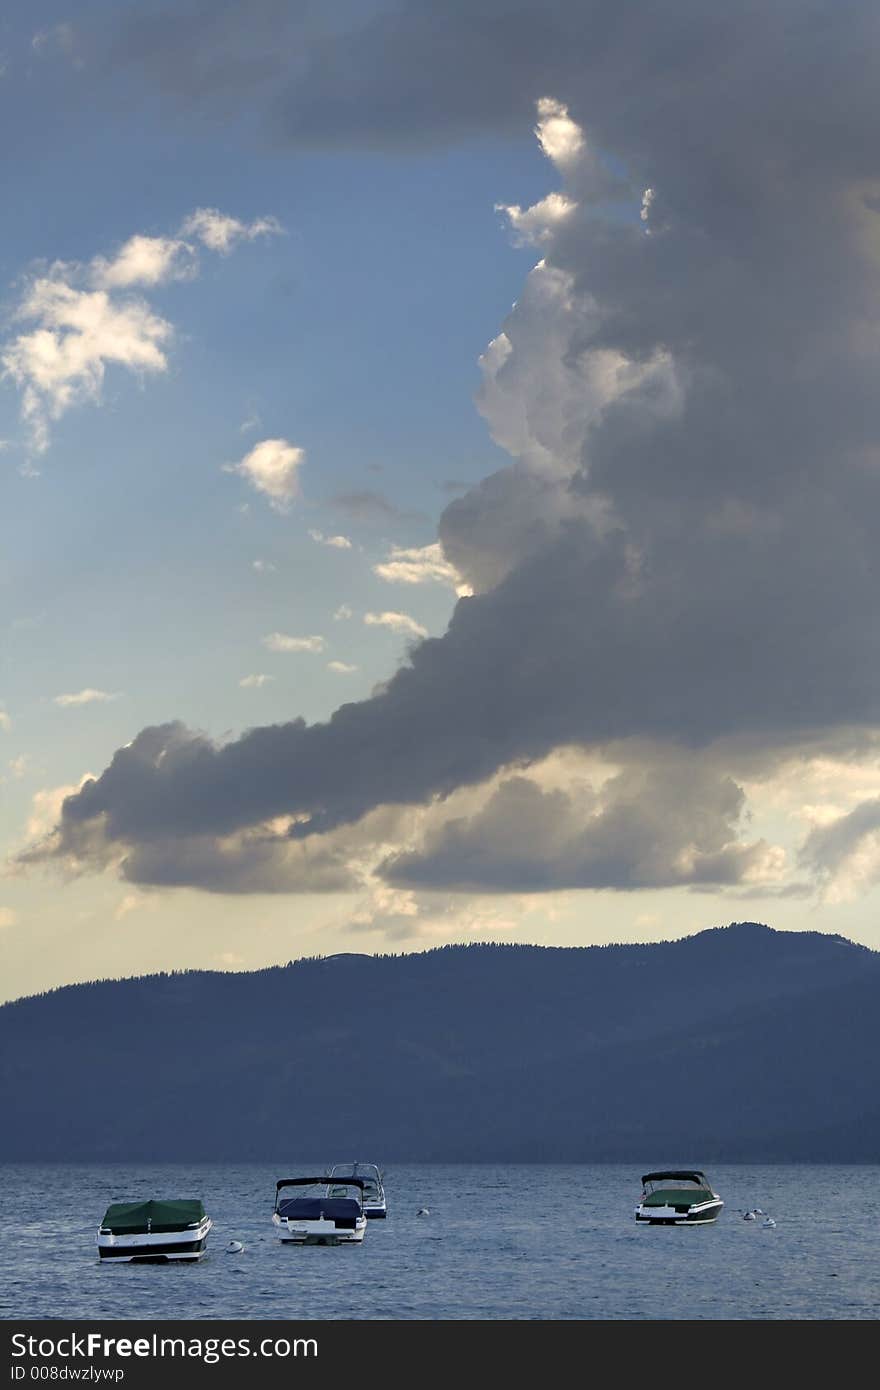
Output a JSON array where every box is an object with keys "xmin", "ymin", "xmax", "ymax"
[
  {"xmin": 799, "ymin": 798, "xmax": 880, "ymax": 887},
  {"xmin": 382, "ymin": 764, "xmax": 777, "ymax": 892},
  {"xmin": 32, "ymin": 1, "xmax": 880, "ymax": 887}
]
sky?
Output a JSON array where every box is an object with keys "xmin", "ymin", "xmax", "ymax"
[{"xmin": 5, "ymin": 0, "xmax": 880, "ymax": 1002}]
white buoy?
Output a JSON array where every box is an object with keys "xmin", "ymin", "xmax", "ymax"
[{"xmin": 225, "ymin": 1240, "xmax": 244, "ymax": 1253}]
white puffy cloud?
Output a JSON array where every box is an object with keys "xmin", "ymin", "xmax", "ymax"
[
  {"xmin": 373, "ymin": 542, "xmax": 472, "ymax": 596},
  {"xmin": 239, "ymin": 674, "xmax": 274, "ymax": 688},
  {"xmin": 534, "ymin": 96, "xmax": 585, "ymax": 170},
  {"xmin": 179, "ymin": 208, "xmax": 282, "ymax": 254},
  {"xmin": 90, "ymin": 235, "xmax": 194, "ymax": 289},
  {"xmin": 3, "ymin": 279, "xmax": 173, "ymax": 453},
  {"xmin": 327, "ymin": 661, "xmax": 358, "ymax": 674},
  {"xmin": 53, "ymin": 689, "xmax": 120, "ymax": 707},
  {"xmin": 0, "ymin": 710, "xmax": 10, "ymax": 732},
  {"xmin": 363, "ymin": 611, "xmax": 428, "ymax": 639},
  {"xmin": 1, "ymin": 207, "xmax": 281, "ymax": 451},
  {"xmin": 0, "ymin": 908, "xmax": 17, "ymax": 930},
  {"xmin": 229, "ymin": 438, "xmax": 304, "ymax": 511},
  {"xmin": 262, "ymin": 633, "xmax": 325, "ymax": 653},
  {"xmin": 497, "ymin": 191, "xmax": 577, "ymax": 246}
]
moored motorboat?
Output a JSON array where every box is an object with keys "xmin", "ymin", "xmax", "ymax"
[
  {"xmin": 272, "ymin": 1176, "xmax": 367, "ymax": 1245},
  {"xmin": 635, "ymin": 1171, "xmax": 724, "ymax": 1225},
  {"xmin": 96, "ymin": 1199, "xmax": 212, "ymax": 1262},
  {"xmin": 327, "ymin": 1162, "xmax": 386, "ymax": 1218}
]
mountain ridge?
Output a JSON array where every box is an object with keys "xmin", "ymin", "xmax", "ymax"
[{"xmin": 2, "ymin": 922, "xmax": 878, "ymax": 1161}]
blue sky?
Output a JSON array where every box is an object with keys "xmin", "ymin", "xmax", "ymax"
[{"xmin": 5, "ymin": 2, "xmax": 880, "ymax": 1000}]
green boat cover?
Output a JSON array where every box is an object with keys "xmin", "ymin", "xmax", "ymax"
[{"xmin": 100, "ymin": 1199, "xmax": 206, "ymax": 1234}]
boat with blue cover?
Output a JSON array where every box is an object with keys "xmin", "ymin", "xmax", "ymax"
[{"xmin": 272, "ymin": 1176, "xmax": 367, "ymax": 1245}]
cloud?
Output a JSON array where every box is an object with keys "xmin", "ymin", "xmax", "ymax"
[
  {"xmin": 32, "ymin": 22, "xmax": 80, "ymax": 64},
  {"xmin": 329, "ymin": 490, "xmax": 416, "ymax": 524},
  {"xmin": 228, "ymin": 438, "xmax": 304, "ymax": 511},
  {"xmin": 0, "ymin": 711, "xmax": 10, "ymax": 733},
  {"xmin": 2, "ymin": 207, "xmax": 281, "ymax": 451},
  {"xmin": 2, "ymin": 278, "xmax": 173, "ymax": 453},
  {"xmin": 53, "ymin": 689, "xmax": 120, "ymax": 708},
  {"xmin": 114, "ymin": 892, "xmax": 158, "ymax": 921},
  {"xmin": 90, "ymin": 234, "xmax": 194, "ymax": 289},
  {"xmin": 0, "ymin": 908, "xmax": 17, "ymax": 930},
  {"xmin": 327, "ymin": 661, "xmax": 357, "ymax": 675},
  {"xmin": 239, "ymin": 674, "xmax": 274, "ymax": 688},
  {"xmin": 179, "ymin": 208, "xmax": 282, "ymax": 254},
  {"xmin": 382, "ymin": 758, "xmax": 785, "ymax": 892},
  {"xmin": 34, "ymin": 10, "xmax": 880, "ymax": 902},
  {"xmin": 373, "ymin": 542, "xmax": 472, "ymax": 596},
  {"xmin": 309, "ymin": 529, "xmax": 352, "ymax": 549},
  {"xmin": 251, "ymin": 558, "xmax": 275, "ymax": 573},
  {"xmin": 262, "ymin": 633, "xmax": 324, "ymax": 654},
  {"xmin": 333, "ymin": 604, "xmax": 353, "ymax": 621},
  {"xmin": 7, "ymin": 755, "xmax": 29, "ymax": 779},
  {"xmin": 497, "ymin": 191, "xmax": 577, "ymax": 247},
  {"xmin": 800, "ymin": 798, "xmax": 880, "ymax": 903},
  {"xmin": 363, "ymin": 611, "xmax": 428, "ymax": 640}
]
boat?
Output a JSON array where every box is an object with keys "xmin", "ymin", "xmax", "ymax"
[
  {"xmin": 634, "ymin": 1171, "xmax": 724, "ymax": 1225},
  {"xmin": 96, "ymin": 1199, "xmax": 212, "ymax": 1262},
  {"xmin": 327, "ymin": 1162, "xmax": 386, "ymax": 1219},
  {"xmin": 272, "ymin": 1176, "xmax": 367, "ymax": 1245}
]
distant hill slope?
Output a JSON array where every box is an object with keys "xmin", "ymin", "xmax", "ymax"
[{"xmin": 1, "ymin": 922, "xmax": 878, "ymax": 1161}]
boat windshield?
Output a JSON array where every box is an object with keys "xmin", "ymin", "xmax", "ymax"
[
  {"xmin": 642, "ymin": 1177, "xmax": 707, "ymax": 1194},
  {"xmin": 328, "ymin": 1164, "xmax": 382, "ymax": 1202}
]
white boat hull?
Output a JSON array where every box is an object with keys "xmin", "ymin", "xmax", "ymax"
[
  {"xmin": 635, "ymin": 1199, "xmax": 723, "ymax": 1226},
  {"xmin": 97, "ymin": 1217, "xmax": 213, "ymax": 1261},
  {"xmin": 272, "ymin": 1212, "xmax": 366, "ymax": 1245}
]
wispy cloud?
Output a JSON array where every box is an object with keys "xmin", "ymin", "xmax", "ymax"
[
  {"xmin": 333, "ymin": 604, "xmax": 353, "ymax": 621},
  {"xmin": 262, "ymin": 633, "xmax": 325, "ymax": 653},
  {"xmin": 227, "ymin": 438, "xmax": 304, "ymax": 512},
  {"xmin": 53, "ymin": 689, "xmax": 120, "ymax": 707},
  {"xmin": 240, "ymin": 673, "xmax": 274, "ymax": 688},
  {"xmin": 363, "ymin": 611, "xmax": 428, "ymax": 639},
  {"xmin": 179, "ymin": 208, "xmax": 282, "ymax": 255},
  {"xmin": 327, "ymin": 661, "xmax": 358, "ymax": 674},
  {"xmin": 0, "ymin": 907, "xmax": 17, "ymax": 930},
  {"xmin": 0, "ymin": 710, "xmax": 10, "ymax": 732},
  {"xmin": 330, "ymin": 490, "xmax": 420, "ymax": 524},
  {"xmin": 309, "ymin": 529, "xmax": 352, "ymax": 549},
  {"xmin": 252, "ymin": 559, "xmax": 276, "ymax": 573},
  {"xmin": 374, "ymin": 541, "xmax": 472, "ymax": 596}
]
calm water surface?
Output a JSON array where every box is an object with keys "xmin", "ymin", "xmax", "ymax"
[{"xmin": 1, "ymin": 1164, "xmax": 877, "ymax": 1320}]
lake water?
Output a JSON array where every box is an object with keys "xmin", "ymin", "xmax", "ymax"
[{"xmin": 1, "ymin": 1164, "xmax": 877, "ymax": 1320}]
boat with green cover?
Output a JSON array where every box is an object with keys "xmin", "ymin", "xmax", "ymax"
[
  {"xmin": 96, "ymin": 1199, "xmax": 213, "ymax": 1261},
  {"xmin": 635, "ymin": 1171, "xmax": 724, "ymax": 1225}
]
